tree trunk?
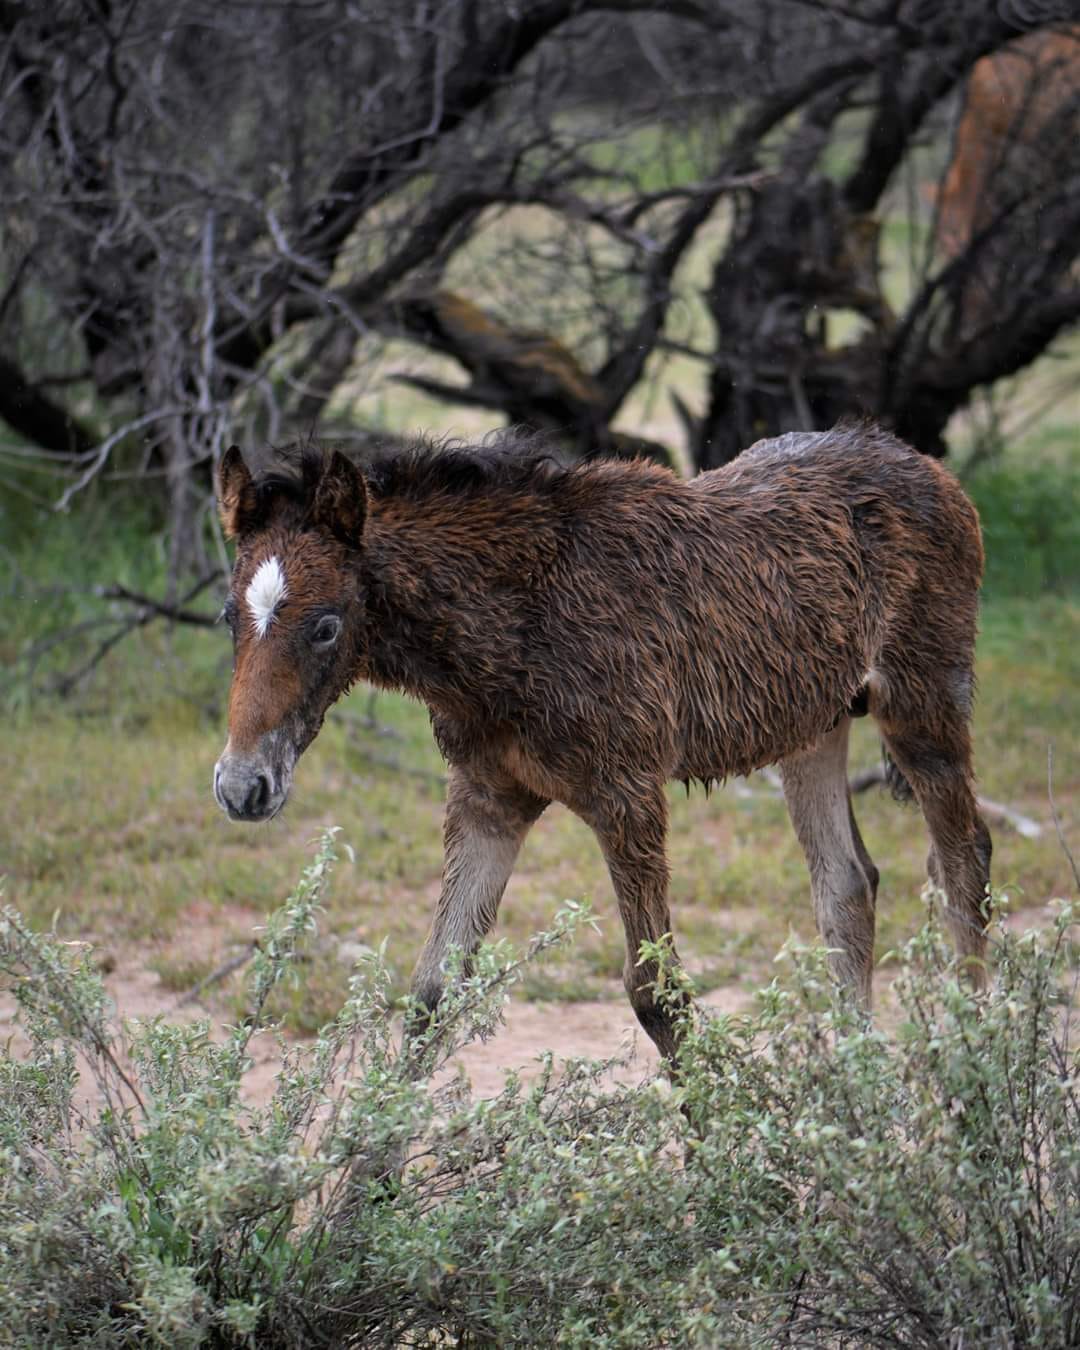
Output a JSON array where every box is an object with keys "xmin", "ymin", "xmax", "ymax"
[{"xmin": 695, "ymin": 177, "xmax": 904, "ymax": 469}]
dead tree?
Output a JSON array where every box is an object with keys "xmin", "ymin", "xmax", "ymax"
[{"xmin": 2, "ymin": 0, "xmax": 1080, "ymax": 589}]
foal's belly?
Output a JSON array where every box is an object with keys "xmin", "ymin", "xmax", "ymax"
[
  {"xmin": 499, "ymin": 671, "xmax": 866, "ymax": 806},
  {"xmin": 501, "ymin": 739, "xmax": 579, "ymax": 805},
  {"xmin": 671, "ymin": 691, "xmax": 863, "ymax": 784}
]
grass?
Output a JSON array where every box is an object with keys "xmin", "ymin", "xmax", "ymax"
[{"xmin": 967, "ymin": 455, "xmax": 1080, "ymax": 595}]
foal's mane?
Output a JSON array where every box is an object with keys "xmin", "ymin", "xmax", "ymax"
[
  {"xmin": 366, "ymin": 433, "xmax": 570, "ymax": 502},
  {"xmin": 255, "ymin": 432, "xmax": 571, "ymax": 512}
]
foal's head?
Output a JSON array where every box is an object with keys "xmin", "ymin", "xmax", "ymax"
[{"xmin": 213, "ymin": 446, "xmax": 367, "ymax": 822}]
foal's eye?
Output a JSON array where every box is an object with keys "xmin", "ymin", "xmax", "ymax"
[{"xmin": 311, "ymin": 613, "xmax": 342, "ymax": 649}]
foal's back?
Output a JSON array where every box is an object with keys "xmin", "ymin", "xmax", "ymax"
[{"xmin": 536, "ymin": 423, "xmax": 981, "ymax": 784}]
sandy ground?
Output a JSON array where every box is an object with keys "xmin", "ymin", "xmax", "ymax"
[
  {"xmin": 0, "ymin": 938, "xmax": 754, "ymax": 1113},
  {"xmin": 0, "ymin": 900, "xmax": 1066, "ymax": 1116}
]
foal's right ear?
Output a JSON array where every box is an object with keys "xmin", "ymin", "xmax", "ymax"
[
  {"xmin": 217, "ymin": 445, "xmax": 256, "ymax": 539},
  {"xmin": 312, "ymin": 450, "xmax": 368, "ymax": 549}
]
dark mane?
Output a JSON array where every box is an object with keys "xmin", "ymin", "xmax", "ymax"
[
  {"xmin": 252, "ymin": 430, "xmax": 573, "ymax": 508},
  {"xmin": 365, "ymin": 433, "xmax": 571, "ymax": 502}
]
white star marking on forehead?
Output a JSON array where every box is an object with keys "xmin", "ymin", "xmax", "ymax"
[{"xmin": 245, "ymin": 555, "xmax": 288, "ymax": 639}]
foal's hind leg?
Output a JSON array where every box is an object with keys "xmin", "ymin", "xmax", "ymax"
[
  {"xmin": 584, "ymin": 783, "xmax": 684, "ymax": 1063},
  {"xmin": 878, "ymin": 708, "xmax": 992, "ymax": 987},
  {"xmin": 780, "ymin": 719, "xmax": 880, "ymax": 1006}
]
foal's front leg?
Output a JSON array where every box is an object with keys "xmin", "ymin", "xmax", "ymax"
[{"xmin": 410, "ymin": 764, "xmax": 548, "ymax": 1019}]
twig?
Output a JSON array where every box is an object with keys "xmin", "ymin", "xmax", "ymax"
[
  {"xmin": 95, "ymin": 581, "xmax": 220, "ymax": 626},
  {"xmin": 1048, "ymin": 745, "xmax": 1080, "ymax": 892},
  {"xmin": 23, "ymin": 616, "xmax": 117, "ymax": 666},
  {"xmin": 175, "ymin": 941, "xmax": 259, "ymax": 1008},
  {"xmin": 51, "ymin": 619, "xmax": 146, "ymax": 697},
  {"xmin": 51, "ymin": 570, "xmax": 221, "ymax": 696},
  {"xmin": 53, "ymin": 407, "xmax": 186, "ymax": 511}
]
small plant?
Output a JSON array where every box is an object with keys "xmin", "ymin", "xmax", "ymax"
[{"xmin": 0, "ymin": 842, "xmax": 1077, "ymax": 1347}]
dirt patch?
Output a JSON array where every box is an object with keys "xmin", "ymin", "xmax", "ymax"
[
  {"xmin": 443, "ymin": 981, "xmax": 753, "ymax": 1099},
  {"xmin": 0, "ymin": 937, "xmax": 753, "ymax": 1114},
  {"xmin": 178, "ymin": 898, "xmax": 265, "ymax": 933},
  {"xmin": 3, "ymin": 900, "xmax": 1068, "ymax": 1115}
]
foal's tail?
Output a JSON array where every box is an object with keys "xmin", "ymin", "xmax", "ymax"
[
  {"xmin": 850, "ymin": 676, "xmax": 914, "ymax": 804},
  {"xmin": 882, "ymin": 745, "xmax": 915, "ymax": 804}
]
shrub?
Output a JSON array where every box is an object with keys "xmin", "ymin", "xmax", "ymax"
[
  {"xmin": 1, "ymin": 836, "xmax": 1077, "ymax": 1347},
  {"xmin": 966, "ymin": 458, "xmax": 1080, "ymax": 597},
  {"xmin": 677, "ymin": 909, "xmax": 1080, "ymax": 1347}
]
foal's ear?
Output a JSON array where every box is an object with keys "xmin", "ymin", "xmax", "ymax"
[
  {"xmin": 217, "ymin": 444, "xmax": 257, "ymax": 539},
  {"xmin": 312, "ymin": 450, "xmax": 367, "ymax": 547}
]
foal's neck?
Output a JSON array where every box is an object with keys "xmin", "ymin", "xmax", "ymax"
[{"xmin": 360, "ymin": 489, "xmax": 548, "ymax": 715}]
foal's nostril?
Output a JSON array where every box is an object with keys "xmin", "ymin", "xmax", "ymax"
[
  {"xmin": 244, "ymin": 773, "xmax": 271, "ymax": 818},
  {"xmin": 215, "ymin": 755, "xmax": 284, "ymax": 822}
]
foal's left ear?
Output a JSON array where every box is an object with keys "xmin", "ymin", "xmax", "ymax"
[{"xmin": 312, "ymin": 450, "xmax": 368, "ymax": 548}]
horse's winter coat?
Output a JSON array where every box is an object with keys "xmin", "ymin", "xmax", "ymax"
[{"xmin": 214, "ymin": 425, "xmax": 991, "ymax": 1059}]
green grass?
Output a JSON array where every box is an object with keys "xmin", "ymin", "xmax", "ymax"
[{"xmin": 965, "ymin": 455, "xmax": 1080, "ymax": 596}]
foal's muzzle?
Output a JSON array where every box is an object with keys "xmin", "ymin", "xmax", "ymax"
[{"xmin": 214, "ymin": 751, "xmax": 291, "ymax": 823}]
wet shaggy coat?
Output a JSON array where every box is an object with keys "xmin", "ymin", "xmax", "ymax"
[{"xmin": 217, "ymin": 424, "xmax": 991, "ymax": 1060}]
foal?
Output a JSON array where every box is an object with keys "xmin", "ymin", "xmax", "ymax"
[{"xmin": 213, "ymin": 426, "xmax": 991, "ymax": 1060}]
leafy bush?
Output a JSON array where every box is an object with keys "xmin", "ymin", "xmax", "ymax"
[
  {"xmin": 1, "ymin": 835, "xmax": 1077, "ymax": 1347},
  {"xmin": 967, "ymin": 458, "xmax": 1080, "ymax": 597}
]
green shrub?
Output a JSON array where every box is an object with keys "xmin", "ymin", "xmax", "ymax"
[
  {"xmin": 967, "ymin": 459, "xmax": 1080, "ymax": 597},
  {"xmin": 1, "ymin": 836, "xmax": 1077, "ymax": 1347},
  {"xmin": 677, "ymin": 911, "xmax": 1080, "ymax": 1346}
]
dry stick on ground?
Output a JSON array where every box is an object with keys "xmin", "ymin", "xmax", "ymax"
[
  {"xmin": 175, "ymin": 941, "xmax": 260, "ymax": 1008},
  {"xmin": 850, "ymin": 762, "xmax": 1043, "ymax": 838},
  {"xmin": 963, "ymin": 794, "xmax": 1042, "ymax": 839}
]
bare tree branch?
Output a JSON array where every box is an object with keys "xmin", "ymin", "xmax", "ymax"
[
  {"xmin": 94, "ymin": 582, "xmax": 221, "ymax": 627},
  {"xmin": 3, "ymin": 0, "xmax": 1080, "ymax": 574},
  {"xmin": 48, "ymin": 571, "xmax": 223, "ymax": 697},
  {"xmin": 0, "ymin": 351, "xmax": 97, "ymax": 456}
]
